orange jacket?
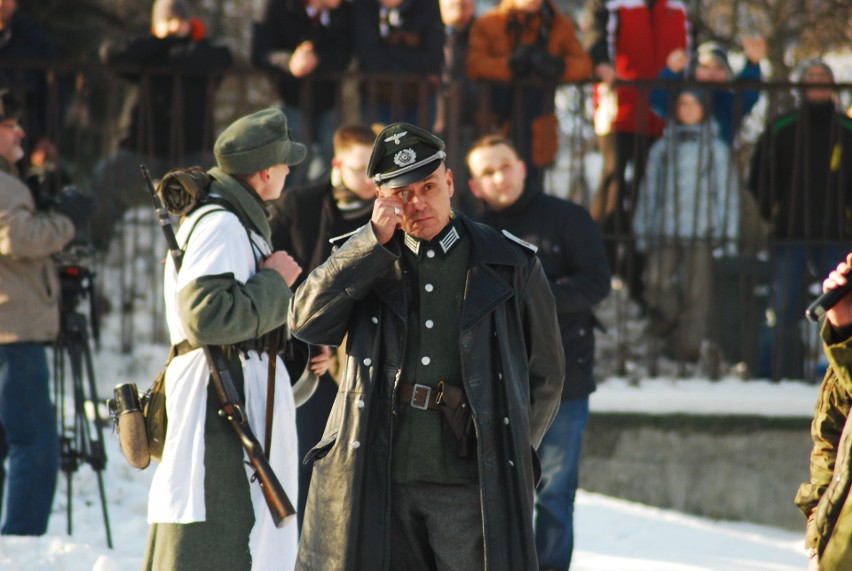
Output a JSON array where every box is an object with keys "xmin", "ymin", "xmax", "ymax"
[{"xmin": 466, "ymin": 0, "xmax": 591, "ymax": 83}]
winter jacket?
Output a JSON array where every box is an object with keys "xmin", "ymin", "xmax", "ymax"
[
  {"xmin": 477, "ymin": 186, "xmax": 610, "ymax": 401},
  {"xmin": 466, "ymin": 0, "xmax": 592, "ymax": 84},
  {"xmin": 795, "ymin": 323, "xmax": 852, "ymax": 569},
  {"xmin": 748, "ymin": 102, "xmax": 852, "ymax": 241},
  {"xmin": 650, "ymin": 61, "xmax": 762, "ymax": 145},
  {"xmin": 268, "ymin": 178, "xmax": 372, "ymax": 288},
  {"xmin": 148, "ymin": 169, "xmax": 298, "ymax": 568},
  {"xmin": 353, "ymin": 0, "xmax": 444, "ymax": 75},
  {"xmin": 635, "ymin": 120, "xmax": 738, "ymax": 251},
  {"xmin": 0, "ymin": 165, "xmax": 74, "ymax": 344},
  {"xmin": 103, "ymin": 29, "xmax": 233, "ymax": 157},
  {"xmin": 581, "ymin": 0, "xmax": 689, "ymax": 136},
  {"xmin": 289, "ymin": 215, "xmax": 565, "ymax": 570},
  {"xmin": 0, "ymin": 11, "xmax": 56, "ymax": 144},
  {"xmin": 251, "ymin": 0, "xmax": 353, "ymax": 115}
]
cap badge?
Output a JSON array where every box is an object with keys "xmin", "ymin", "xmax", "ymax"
[
  {"xmin": 393, "ymin": 148, "xmax": 417, "ymax": 167},
  {"xmin": 385, "ymin": 131, "xmax": 408, "ymax": 145}
]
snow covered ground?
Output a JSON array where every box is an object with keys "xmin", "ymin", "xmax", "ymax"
[{"xmin": 0, "ymin": 295, "xmax": 813, "ymax": 570}]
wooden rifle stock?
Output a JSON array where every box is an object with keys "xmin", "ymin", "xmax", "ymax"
[
  {"xmin": 204, "ymin": 346, "xmax": 296, "ymax": 528},
  {"xmin": 140, "ymin": 164, "xmax": 296, "ymax": 528}
]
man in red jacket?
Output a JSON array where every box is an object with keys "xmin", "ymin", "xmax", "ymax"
[{"xmin": 581, "ymin": 0, "xmax": 688, "ymax": 312}]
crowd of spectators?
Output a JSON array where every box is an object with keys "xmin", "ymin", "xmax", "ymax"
[
  {"xmin": 3, "ymin": 4, "xmax": 852, "ymax": 570},
  {"xmin": 3, "ymin": 0, "xmax": 851, "ymax": 379}
]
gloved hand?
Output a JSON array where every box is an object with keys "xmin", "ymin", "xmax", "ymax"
[
  {"xmin": 509, "ymin": 44, "xmax": 536, "ymax": 78},
  {"xmin": 530, "ymin": 49, "xmax": 566, "ymax": 81},
  {"xmin": 53, "ymin": 188, "xmax": 96, "ymax": 241}
]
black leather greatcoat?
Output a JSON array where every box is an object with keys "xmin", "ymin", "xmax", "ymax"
[{"xmin": 289, "ymin": 215, "xmax": 565, "ymax": 570}]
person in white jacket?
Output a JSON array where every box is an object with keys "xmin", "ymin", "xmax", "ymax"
[
  {"xmin": 634, "ymin": 88, "xmax": 738, "ymax": 364},
  {"xmin": 144, "ymin": 108, "xmax": 306, "ymax": 570}
]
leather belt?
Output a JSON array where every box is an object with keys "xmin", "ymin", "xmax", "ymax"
[{"xmin": 396, "ymin": 382, "xmax": 443, "ymax": 411}]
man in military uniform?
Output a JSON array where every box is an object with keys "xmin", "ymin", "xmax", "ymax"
[{"xmin": 289, "ymin": 122, "xmax": 565, "ymax": 570}]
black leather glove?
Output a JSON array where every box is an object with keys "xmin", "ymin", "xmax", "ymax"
[
  {"xmin": 509, "ymin": 44, "xmax": 536, "ymax": 78},
  {"xmin": 530, "ymin": 49, "xmax": 566, "ymax": 81},
  {"xmin": 53, "ymin": 188, "xmax": 96, "ymax": 241}
]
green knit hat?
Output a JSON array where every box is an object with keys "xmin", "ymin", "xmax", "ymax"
[{"xmin": 214, "ymin": 108, "xmax": 307, "ymax": 175}]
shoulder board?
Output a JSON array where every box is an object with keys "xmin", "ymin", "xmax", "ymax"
[
  {"xmin": 501, "ymin": 229, "xmax": 538, "ymax": 254},
  {"xmin": 329, "ymin": 228, "xmax": 360, "ymax": 247}
]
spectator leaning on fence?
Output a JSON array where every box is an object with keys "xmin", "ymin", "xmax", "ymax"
[
  {"xmin": 92, "ymin": 0, "xmax": 232, "ymax": 250},
  {"xmin": 634, "ymin": 88, "xmax": 737, "ymax": 370},
  {"xmin": 353, "ymin": 0, "xmax": 445, "ymax": 126},
  {"xmin": 747, "ymin": 59, "xmax": 852, "ymax": 380},
  {"xmin": 0, "ymin": 0, "xmax": 57, "ymax": 153},
  {"xmin": 581, "ymin": 0, "xmax": 689, "ymax": 314},
  {"xmin": 466, "ymin": 0, "xmax": 591, "ymax": 180},
  {"xmin": 650, "ymin": 37, "xmax": 765, "ymax": 146},
  {"xmin": 251, "ymin": 0, "xmax": 354, "ymax": 184}
]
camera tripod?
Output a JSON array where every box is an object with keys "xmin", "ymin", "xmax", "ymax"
[{"xmin": 52, "ymin": 259, "xmax": 113, "ymax": 549}]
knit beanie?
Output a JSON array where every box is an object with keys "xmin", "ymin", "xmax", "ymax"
[
  {"xmin": 695, "ymin": 41, "xmax": 733, "ymax": 78},
  {"xmin": 214, "ymin": 108, "xmax": 307, "ymax": 176},
  {"xmin": 792, "ymin": 58, "xmax": 835, "ymax": 83},
  {"xmin": 152, "ymin": 0, "xmax": 191, "ymax": 24}
]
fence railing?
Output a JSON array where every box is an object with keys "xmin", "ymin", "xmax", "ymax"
[{"xmin": 5, "ymin": 60, "xmax": 852, "ymax": 383}]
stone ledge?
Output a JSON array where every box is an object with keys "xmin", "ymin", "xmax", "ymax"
[{"xmin": 579, "ymin": 412, "xmax": 813, "ymax": 531}]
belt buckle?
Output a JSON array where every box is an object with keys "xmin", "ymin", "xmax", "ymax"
[{"xmin": 410, "ymin": 384, "xmax": 432, "ymax": 411}]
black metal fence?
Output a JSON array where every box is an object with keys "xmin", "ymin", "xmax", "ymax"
[{"xmin": 5, "ymin": 60, "xmax": 852, "ymax": 383}]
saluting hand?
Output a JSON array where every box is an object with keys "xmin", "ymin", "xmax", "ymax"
[
  {"xmin": 371, "ymin": 194, "xmax": 404, "ymax": 245},
  {"xmin": 261, "ymin": 251, "xmax": 302, "ymax": 287},
  {"xmin": 824, "ymin": 252, "xmax": 852, "ymax": 329}
]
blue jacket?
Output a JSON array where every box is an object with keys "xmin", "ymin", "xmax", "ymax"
[{"xmin": 650, "ymin": 62, "xmax": 761, "ymax": 144}]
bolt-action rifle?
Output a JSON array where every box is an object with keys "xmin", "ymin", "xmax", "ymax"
[{"xmin": 141, "ymin": 164, "xmax": 296, "ymax": 528}]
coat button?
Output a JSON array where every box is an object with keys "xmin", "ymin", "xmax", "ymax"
[
  {"xmin": 579, "ymin": 328, "xmax": 586, "ymax": 336},
  {"xmin": 421, "ymin": 356, "xmax": 431, "ymax": 365},
  {"xmin": 503, "ymin": 417, "xmax": 509, "ymax": 425},
  {"xmin": 372, "ymin": 316, "xmax": 379, "ymax": 324},
  {"xmin": 351, "ymin": 441, "xmax": 360, "ymax": 449},
  {"xmin": 425, "ymin": 319, "xmax": 434, "ymax": 328},
  {"xmin": 363, "ymin": 358, "xmax": 372, "ymax": 366},
  {"xmin": 356, "ymin": 399, "xmax": 365, "ymax": 408},
  {"xmin": 426, "ymin": 249, "xmax": 436, "ymax": 258},
  {"xmin": 508, "ymin": 460, "xmax": 514, "ymax": 467},
  {"xmin": 424, "ymin": 283, "xmax": 434, "ymax": 292},
  {"xmin": 497, "ymin": 373, "xmax": 503, "ymax": 380}
]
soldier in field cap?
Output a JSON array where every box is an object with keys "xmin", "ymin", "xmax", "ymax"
[
  {"xmin": 144, "ymin": 108, "xmax": 305, "ymax": 570},
  {"xmin": 289, "ymin": 122, "xmax": 565, "ymax": 570}
]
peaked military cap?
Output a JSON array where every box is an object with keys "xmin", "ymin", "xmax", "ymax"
[{"xmin": 367, "ymin": 123, "xmax": 447, "ymax": 188}]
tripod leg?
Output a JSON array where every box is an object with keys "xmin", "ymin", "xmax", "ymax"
[
  {"xmin": 82, "ymin": 335, "xmax": 113, "ymax": 549},
  {"xmin": 63, "ymin": 316, "xmax": 113, "ymax": 549}
]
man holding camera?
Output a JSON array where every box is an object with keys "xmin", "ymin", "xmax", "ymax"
[
  {"xmin": 0, "ymin": 90, "xmax": 76, "ymax": 535},
  {"xmin": 466, "ymin": 0, "xmax": 591, "ymax": 180}
]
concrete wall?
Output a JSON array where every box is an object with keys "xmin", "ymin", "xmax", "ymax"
[{"xmin": 579, "ymin": 413, "xmax": 814, "ymax": 531}]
